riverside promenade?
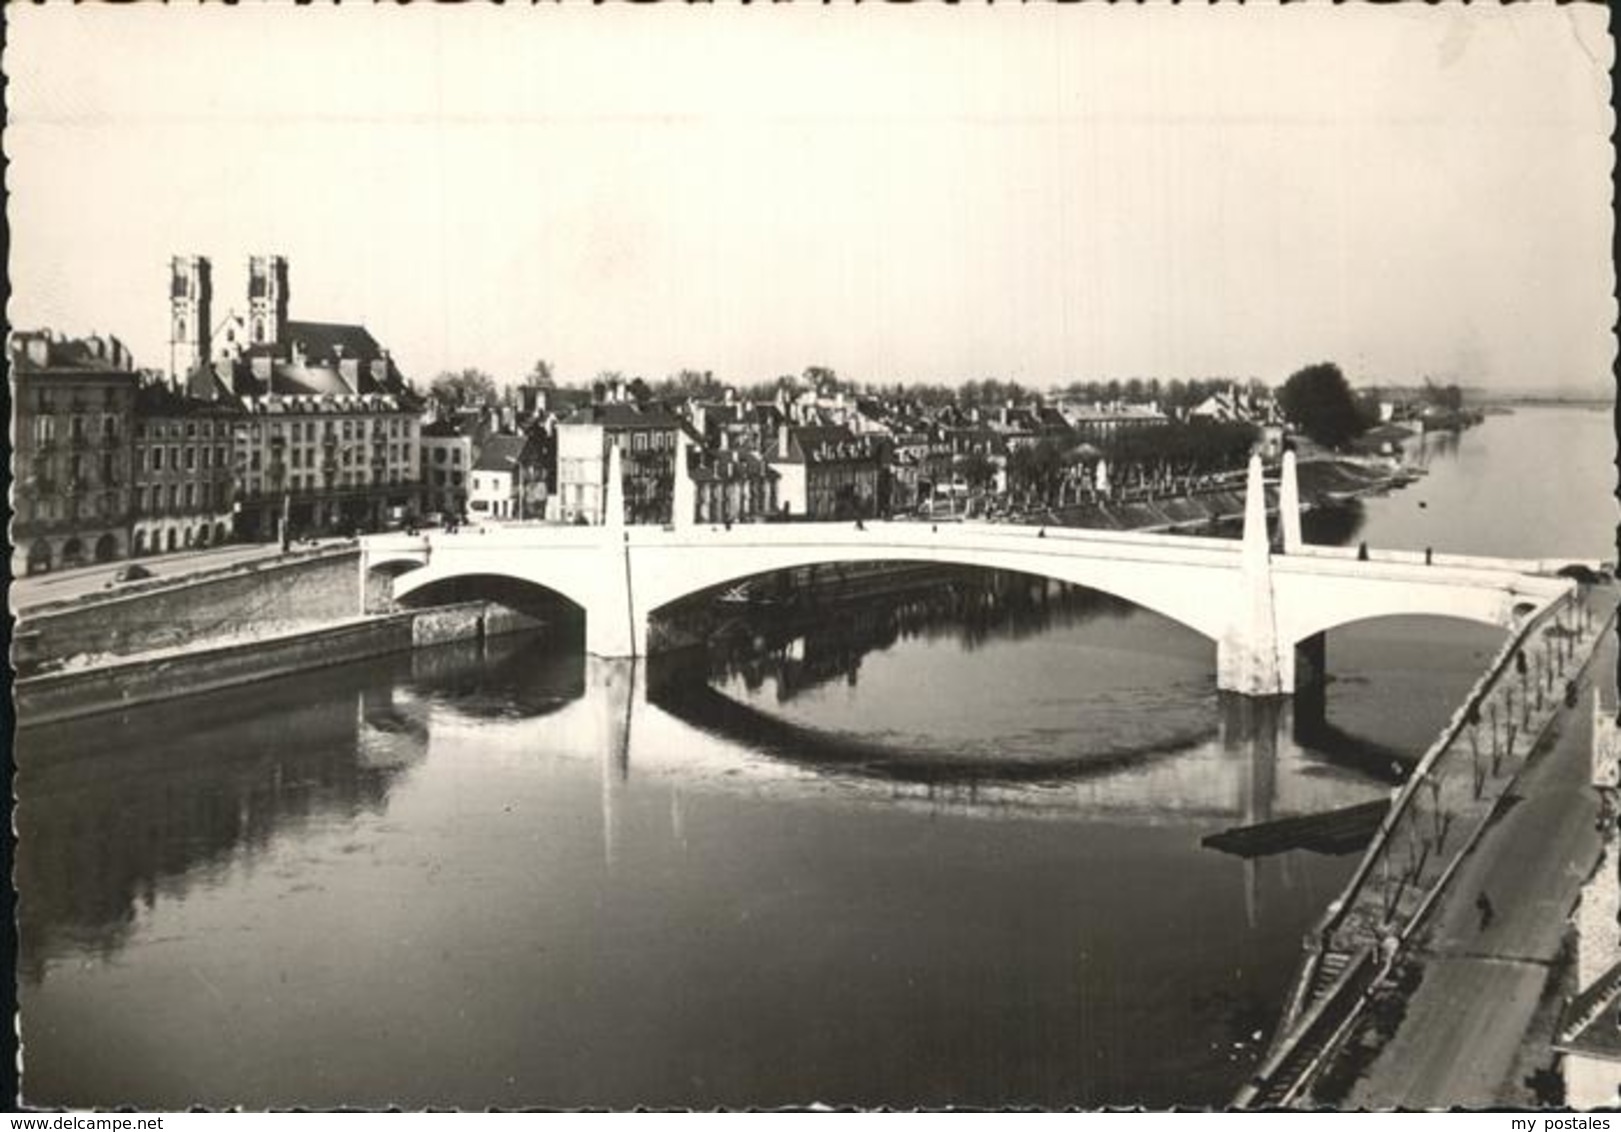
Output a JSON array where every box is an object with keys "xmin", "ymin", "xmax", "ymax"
[
  {"xmin": 1343, "ymin": 608, "xmax": 1617, "ymax": 1108},
  {"xmin": 1237, "ymin": 580, "xmax": 1616, "ymax": 1108}
]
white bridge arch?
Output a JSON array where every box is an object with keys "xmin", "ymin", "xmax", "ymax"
[{"xmin": 364, "ymin": 450, "xmax": 1575, "ymax": 697}]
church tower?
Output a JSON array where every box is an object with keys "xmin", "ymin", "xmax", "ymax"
[
  {"xmin": 247, "ymin": 255, "xmax": 290, "ymax": 348},
  {"xmin": 169, "ymin": 255, "xmax": 212, "ymax": 378}
]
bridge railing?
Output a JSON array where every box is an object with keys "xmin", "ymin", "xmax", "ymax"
[
  {"xmin": 1306, "ymin": 583, "xmax": 1576, "ymax": 949},
  {"xmin": 1245, "ymin": 581, "xmax": 1596, "ymax": 1106},
  {"xmin": 1289, "ymin": 542, "xmax": 1594, "ymax": 577}
]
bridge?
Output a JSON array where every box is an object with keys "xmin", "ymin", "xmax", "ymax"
[{"xmin": 361, "ymin": 443, "xmax": 1575, "ymax": 697}]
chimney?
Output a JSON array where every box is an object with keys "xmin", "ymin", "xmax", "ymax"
[{"xmin": 777, "ymin": 423, "xmax": 790, "ymax": 458}]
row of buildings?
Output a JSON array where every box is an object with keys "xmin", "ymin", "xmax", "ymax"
[
  {"xmin": 11, "ymin": 252, "xmax": 1281, "ymax": 577},
  {"xmin": 11, "ymin": 255, "xmax": 426, "ymax": 577}
]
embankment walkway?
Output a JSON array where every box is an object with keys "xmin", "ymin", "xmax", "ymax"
[
  {"xmin": 1343, "ymin": 609, "xmax": 1617, "ymax": 1108},
  {"xmin": 1237, "ymin": 580, "xmax": 1615, "ymax": 1108}
]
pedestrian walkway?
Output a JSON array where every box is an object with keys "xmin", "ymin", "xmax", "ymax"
[
  {"xmin": 1238, "ymin": 581, "xmax": 1614, "ymax": 1108},
  {"xmin": 1345, "ymin": 606, "xmax": 1615, "ymax": 1108}
]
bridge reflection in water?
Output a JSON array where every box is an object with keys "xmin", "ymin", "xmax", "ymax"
[
  {"xmin": 21, "ymin": 596, "xmax": 1488, "ymax": 1109},
  {"xmin": 16, "ymin": 623, "xmax": 1401, "ymax": 985}
]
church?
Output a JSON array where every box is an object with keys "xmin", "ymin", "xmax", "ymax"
[{"xmin": 172, "ymin": 254, "xmax": 425, "ymax": 541}]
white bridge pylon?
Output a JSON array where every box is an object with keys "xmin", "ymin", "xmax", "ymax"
[{"xmin": 364, "ymin": 448, "xmax": 1574, "ymax": 697}]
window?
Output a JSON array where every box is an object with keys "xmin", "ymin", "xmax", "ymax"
[
  {"xmin": 186, "ymin": 422, "xmax": 197, "ymax": 439},
  {"xmin": 251, "ymin": 451, "xmax": 261, "ymax": 471},
  {"xmin": 435, "ymin": 448, "xmax": 447, "ymax": 464},
  {"xmin": 185, "ymin": 448, "xmax": 196, "ymax": 471},
  {"xmin": 451, "ymin": 449, "xmax": 461, "ymax": 465},
  {"xmin": 168, "ymin": 484, "xmax": 179, "ymax": 509},
  {"xmin": 184, "ymin": 483, "xmax": 195, "ymax": 509}
]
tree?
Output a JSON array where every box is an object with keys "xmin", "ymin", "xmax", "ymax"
[
  {"xmin": 526, "ymin": 359, "xmax": 556, "ymax": 389},
  {"xmin": 956, "ymin": 451, "xmax": 997, "ymax": 492},
  {"xmin": 1278, "ymin": 362, "xmax": 1366, "ymax": 448},
  {"xmin": 1423, "ymin": 378, "xmax": 1463, "ymax": 412},
  {"xmin": 430, "ymin": 367, "xmax": 498, "ymax": 408}
]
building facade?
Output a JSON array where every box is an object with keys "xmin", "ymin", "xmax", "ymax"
[
  {"xmin": 179, "ymin": 255, "xmax": 424, "ymax": 540},
  {"xmin": 419, "ymin": 420, "xmax": 472, "ymax": 519},
  {"xmin": 767, "ymin": 424, "xmax": 880, "ymax": 519},
  {"xmin": 9, "ymin": 330, "xmax": 139, "ymax": 576},
  {"xmin": 131, "ymin": 383, "xmax": 239, "ymax": 555},
  {"xmin": 690, "ymin": 449, "xmax": 778, "ymax": 525},
  {"xmin": 554, "ymin": 399, "xmax": 681, "ymax": 525},
  {"xmin": 468, "ymin": 434, "xmax": 539, "ymax": 521}
]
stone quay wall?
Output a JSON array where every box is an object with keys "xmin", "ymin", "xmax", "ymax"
[
  {"xmin": 14, "ymin": 548, "xmax": 366, "ymax": 675},
  {"xmin": 16, "ymin": 601, "xmax": 546, "ymax": 730}
]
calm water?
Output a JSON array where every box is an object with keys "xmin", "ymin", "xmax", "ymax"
[{"xmin": 16, "ymin": 406, "xmax": 1613, "ymax": 1108}]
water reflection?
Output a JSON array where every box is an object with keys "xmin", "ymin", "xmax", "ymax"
[{"xmin": 17, "ymin": 662, "xmax": 430, "ymax": 982}]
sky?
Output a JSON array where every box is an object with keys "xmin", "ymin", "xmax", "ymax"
[{"xmin": 6, "ymin": 4, "xmax": 1614, "ymax": 393}]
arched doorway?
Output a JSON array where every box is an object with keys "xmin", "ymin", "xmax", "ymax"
[
  {"xmin": 166, "ymin": 529, "xmax": 178, "ymax": 552},
  {"xmin": 216, "ymin": 522, "xmax": 228, "ymax": 545},
  {"xmin": 93, "ymin": 533, "xmax": 118, "ymax": 563},
  {"xmin": 61, "ymin": 538, "xmax": 85, "ymax": 568},
  {"xmin": 27, "ymin": 540, "xmax": 53, "ymax": 575}
]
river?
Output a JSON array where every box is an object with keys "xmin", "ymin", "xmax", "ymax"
[{"xmin": 15, "ymin": 406, "xmax": 1613, "ymax": 1109}]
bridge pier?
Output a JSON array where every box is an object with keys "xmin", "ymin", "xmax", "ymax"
[
  {"xmin": 586, "ymin": 442, "xmax": 649, "ymax": 658},
  {"xmin": 1217, "ymin": 453, "xmax": 1288, "ymax": 696},
  {"xmin": 1280, "ymin": 449, "xmax": 1303, "ymax": 554}
]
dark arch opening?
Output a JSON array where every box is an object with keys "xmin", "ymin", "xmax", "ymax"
[
  {"xmin": 27, "ymin": 540, "xmax": 53, "ymax": 575},
  {"xmin": 93, "ymin": 533, "xmax": 118, "ymax": 563},
  {"xmin": 648, "ymin": 559, "xmax": 1210, "ymax": 702},
  {"xmin": 1296, "ymin": 614, "xmax": 1507, "ymax": 776},
  {"xmin": 60, "ymin": 538, "xmax": 85, "ymax": 568},
  {"xmin": 395, "ymin": 573, "xmax": 586, "ymax": 643}
]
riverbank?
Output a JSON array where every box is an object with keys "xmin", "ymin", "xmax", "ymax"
[
  {"xmin": 1324, "ymin": 590, "xmax": 1618, "ymax": 1108},
  {"xmin": 1023, "ymin": 457, "xmax": 1413, "ymax": 534},
  {"xmin": 15, "ymin": 601, "xmax": 547, "ymax": 730}
]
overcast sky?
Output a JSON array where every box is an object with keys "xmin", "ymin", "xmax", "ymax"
[{"xmin": 7, "ymin": 4, "xmax": 1613, "ymax": 392}]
